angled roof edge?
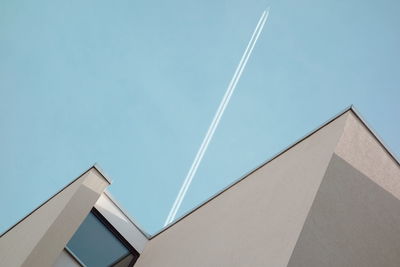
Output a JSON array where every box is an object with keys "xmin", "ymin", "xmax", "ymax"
[
  {"xmin": 102, "ymin": 190, "xmax": 151, "ymax": 239},
  {"xmin": 349, "ymin": 105, "xmax": 400, "ymax": 166},
  {"xmin": 150, "ymin": 105, "xmax": 399, "ymax": 239},
  {"xmin": 93, "ymin": 163, "xmax": 113, "ymax": 184},
  {"xmin": 0, "ymin": 164, "xmax": 110, "ymax": 238}
]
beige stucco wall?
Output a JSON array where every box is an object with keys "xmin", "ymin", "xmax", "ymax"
[
  {"xmin": 335, "ymin": 112, "xmax": 400, "ymax": 199},
  {"xmin": 287, "ymin": 154, "xmax": 400, "ymax": 267},
  {"xmin": 135, "ymin": 112, "xmax": 350, "ymax": 267},
  {"xmin": 0, "ymin": 167, "xmax": 109, "ymax": 267},
  {"xmin": 287, "ymin": 112, "xmax": 400, "ymax": 266}
]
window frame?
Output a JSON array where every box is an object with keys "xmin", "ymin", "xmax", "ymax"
[{"xmin": 66, "ymin": 208, "xmax": 140, "ymax": 267}]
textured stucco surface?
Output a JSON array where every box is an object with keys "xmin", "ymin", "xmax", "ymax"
[
  {"xmin": 287, "ymin": 154, "xmax": 400, "ymax": 267},
  {"xmin": 135, "ymin": 112, "xmax": 349, "ymax": 267},
  {"xmin": 335, "ymin": 112, "xmax": 400, "ymax": 199},
  {"xmin": 0, "ymin": 168, "xmax": 109, "ymax": 267}
]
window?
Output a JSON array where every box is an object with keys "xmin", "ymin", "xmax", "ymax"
[{"xmin": 66, "ymin": 209, "xmax": 139, "ymax": 267}]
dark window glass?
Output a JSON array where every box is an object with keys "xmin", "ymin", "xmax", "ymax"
[{"xmin": 67, "ymin": 211, "xmax": 138, "ymax": 267}]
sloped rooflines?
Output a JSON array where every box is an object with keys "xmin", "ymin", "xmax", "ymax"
[{"xmin": 1, "ymin": 106, "xmax": 398, "ymax": 239}]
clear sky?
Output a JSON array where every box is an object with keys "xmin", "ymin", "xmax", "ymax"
[{"xmin": 1, "ymin": 0, "xmax": 399, "ymax": 234}]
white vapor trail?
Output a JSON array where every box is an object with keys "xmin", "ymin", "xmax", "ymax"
[{"xmin": 164, "ymin": 8, "xmax": 270, "ymax": 226}]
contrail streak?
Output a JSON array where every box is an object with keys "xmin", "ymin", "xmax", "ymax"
[{"xmin": 164, "ymin": 8, "xmax": 270, "ymax": 226}]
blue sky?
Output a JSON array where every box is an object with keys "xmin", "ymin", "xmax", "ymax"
[{"xmin": 1, "ymin": 0, "xmax": 399, "ymax": 234}]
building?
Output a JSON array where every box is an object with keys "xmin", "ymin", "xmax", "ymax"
[{"xmin": 1, "ymin": 106, "xmax": 399, "ymax": 267}]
